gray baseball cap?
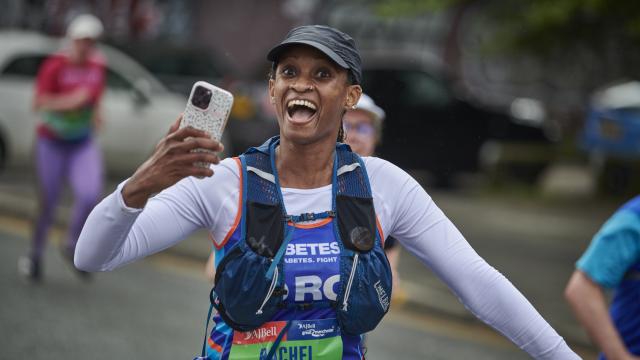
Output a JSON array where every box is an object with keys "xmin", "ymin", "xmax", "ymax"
[{"xmin": 267, "ymin": 25, "xmax": 362, "ymax": 84}]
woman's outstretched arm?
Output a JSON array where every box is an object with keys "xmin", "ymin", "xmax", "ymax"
[{"xmin": 366, "ymin": 157, "xmax": 580, "ymax": 359}]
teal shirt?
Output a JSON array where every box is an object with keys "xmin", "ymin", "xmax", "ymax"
[{"xmin": 577, "ymin": 200, "xmax": 640, "ymax": 288}]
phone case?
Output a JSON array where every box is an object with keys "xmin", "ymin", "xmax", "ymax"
[
  {"xmin": 181, "ymin": 81, "xmax": 234, "ymax": 169},
  {"xmin": 181, "ymin": 81, "xmax": 234, "ymax": 141}
]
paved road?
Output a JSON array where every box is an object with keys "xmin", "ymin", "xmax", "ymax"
[
  {"xmin": 0, "ymin": 167, "xmax": 607, "ymax": 358},
  {"xmin": 396, "ymin": 188, "xmax": 617, "ymax": 346},
  {"xmin": 1, "ymin": 216, "xmax": 551, "ymax": 360}
]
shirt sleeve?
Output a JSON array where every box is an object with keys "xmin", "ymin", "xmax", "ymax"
[
  {"xmin": 89, "ymin": 52, "xmax": 107, "ymax": 102},
  {"xmin": 74, "ymin": 157, "xmax": 241, "ymax": 271},
  {"xmin": 365, "ymin": 157, "xmax": 579, "ymax": 359},
  {"xmin": 577, "ymin": 210, "xmax": 640, "ymax": 288},
  {"xmin": 91, "ymin": 62, "xmax": 106, "ymax": 102},
  {"xmin": 35, "ymin": 56, "xmax": 61, "ymax": 97}
]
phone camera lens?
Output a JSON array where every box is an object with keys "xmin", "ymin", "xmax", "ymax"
[{"xmin": 191, "ymin": 86, "xmax": 213, "ymax": 110}]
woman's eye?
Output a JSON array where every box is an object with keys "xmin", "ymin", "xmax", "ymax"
[
  {"xmin": 281, "ymin": 67, "xmax": 296, "ymax": 77},
  {"xmin": 316, "ymin": 69, "xmax": 331, "ymax": 78}
]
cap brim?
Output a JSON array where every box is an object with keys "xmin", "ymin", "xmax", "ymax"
[
  {"xmin": 267, "ymin": 40, "xmax": 349, "ymax": 69},
  {"xmin": 68, "ymin": 31, "xmax": 101, "ymax": 40}
]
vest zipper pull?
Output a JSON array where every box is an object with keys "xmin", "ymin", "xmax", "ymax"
[
  {"xmin": 342, "ymin": 253, "xmax": 359, "ymax": 311},
  {"xmin": 256, "ymin": 266, "xmax": 279, "ymax": 315}
]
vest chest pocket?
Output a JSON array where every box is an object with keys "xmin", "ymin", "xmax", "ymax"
[
  {"xmin": 336, "ymin": 246, "xmax": 392, "ymax": 335},
  {"xmin": 335, "ymin": 195, "xmax": 393, "ymax": 335},
  {"xmin": 213, "ymin": 200, "xmax": 288, "ymax": 331},
  {"xmin": 245, "ymin": 201, "xmax": 285, "ymax": 258},
  {"xmin": 213, "ymin": 240, "xmax": 286, "ymax": 332}
]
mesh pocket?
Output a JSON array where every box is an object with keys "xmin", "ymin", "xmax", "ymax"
[
  {"xmin": 214, "ymin": 242, "xmax": 285, "ymax": 331},
  {"xmin": 337, "ymin": 247, "xmax": 392, "ymax": 335},
  {"xmin": 336, "ymin": 195, "xmax": 376, "ymax": 252}
]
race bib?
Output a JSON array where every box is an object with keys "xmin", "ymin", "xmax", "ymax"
[{"xmin": 229, "ymin": 319, "xmax": 342, "ymax": 359}]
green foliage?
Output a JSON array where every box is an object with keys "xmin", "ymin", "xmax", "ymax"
[
  {"xmin": 493, "ymin": 0, "xmax": 640, "ymax": 56},
  {"xmin": 373, "ymin": 0, "xmax": 640, "ymax": 55},
  {"xmin": 373, "ymin": 0, "xmax": 464, "ymax": 17}
]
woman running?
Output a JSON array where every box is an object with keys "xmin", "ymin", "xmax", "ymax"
[{"xmin": 75, "ymin": 25, "xmax": 579, "ymax": 359}]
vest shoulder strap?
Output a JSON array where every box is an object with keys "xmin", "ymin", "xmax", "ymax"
[
  {"xmin": 240, "ymin": 137, "xmax": 372, "ymax": 204},
  {"xmin": 335, "ymin": 146, "xmax": 372, "ymax": 199}
]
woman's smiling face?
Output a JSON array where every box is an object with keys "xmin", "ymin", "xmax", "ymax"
[{"xmin": 269, "ymin": 45, "xmax": 361, "ymax": 146}]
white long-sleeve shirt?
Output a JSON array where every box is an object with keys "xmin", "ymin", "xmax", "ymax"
[{"xmin": 75, "ymin": 156, "xmax": 580, "ymax": 359}]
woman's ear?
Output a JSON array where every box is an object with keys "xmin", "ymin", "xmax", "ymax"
[
  {"xmin": 345, "ymin": 85, "xmax": 363, "ymax": 109},
  {"xmin": 268, "ymin": 78, "xmax": 276, "ymax": 104}
]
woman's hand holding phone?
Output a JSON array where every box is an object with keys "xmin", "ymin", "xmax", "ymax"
[
  {"xmin": 180, "ymin": 81, "xmax": 234, "ymax": 171},
  {"xmin": 121, "ymin": 115, "xmax": 224, "ymax": 209},
  {"xmin": 121, "ymin": 82, "xmax": 232, "ymax": 208}
]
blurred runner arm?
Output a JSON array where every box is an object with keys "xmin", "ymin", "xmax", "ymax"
[
  {"xmin": 565, "ymin": 222, "xmax": 640, "ymax": 360},
  {"xmin": 33, "ymin": 58, "xmax": 92, "ymax": 112},
  {"xmin": 565, "ymin": 271, "xmax": 639, "ymax": 360}
]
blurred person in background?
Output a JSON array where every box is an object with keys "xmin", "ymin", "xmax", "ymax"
[
  {"xmin": 344, "ymin": 93, "xmax": 406, "ymax": 303},
  {"xmin": 18, "ymin": 14, "xmax": 106, "ymax": 281},
  {"xmin": 565, "ymin": 196, "xmax": 640, "ymax": 360}
]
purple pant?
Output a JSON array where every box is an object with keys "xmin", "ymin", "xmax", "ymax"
[{"xmin": 30, "ymin": 136, "xmax": 103, "ymax": 260}]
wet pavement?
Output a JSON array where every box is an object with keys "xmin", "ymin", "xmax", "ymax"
[
  {"xmin": 2, "ymin": 217, "xmax": 547, "ymax": 359},
  {"xmin": 0, "ymin": 166, "xmax": 609, "ymax": 358}
]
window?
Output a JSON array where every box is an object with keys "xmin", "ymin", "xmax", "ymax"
[
  {"xmin": 1, "ymin": 55, "xmax": 46, "ymax": 77},
  {"xmin": 106, "ymin": 68, "xmax": 133, "ymax": 90}
]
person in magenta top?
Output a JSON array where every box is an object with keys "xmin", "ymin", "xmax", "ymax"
[{"xmin": 18, "ymin": 14, "xmax": 106, "ymax": 281}]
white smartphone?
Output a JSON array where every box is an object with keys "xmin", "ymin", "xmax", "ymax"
[{"xmin": 181, "ymin": 81, "xmax": 234, "ymax": 169}]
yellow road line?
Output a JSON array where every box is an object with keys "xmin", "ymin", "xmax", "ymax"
[{"xmin": 0, "ymin": 214, "xmax": 65, "ymax": 242}]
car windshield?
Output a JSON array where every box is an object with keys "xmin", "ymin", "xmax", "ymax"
[
  {"xmin": 0, "ymin": 54, "xmax": 44, "ymax": 77},
  {"xmin": 99, "ymin": 45, "xmax": 167, "ymax": 94}
]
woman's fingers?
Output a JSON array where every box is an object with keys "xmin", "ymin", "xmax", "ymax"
[
  {"xmin": 156, "ymin": 144, "xmax": 221, "ymax": 178},
  {"xmin": 160, "ymin": 160, "xmax": 215, "ymax": 179},
  {"xmin": 123, "ymin": 115, "xmax": 225, "ymax": 207},
  {"xmin": 172, "ymin": 152, "xmax": 221, "ymax": 166},
  {"xmin": 167, "ymin": 114, "xmax": 183, "ymax": 135},
  {"xmin": 168, "ymin": 125, "xmax": 209, "ymax": 143},
  {"xmin": 154, "ymin": 118, "xmax": 226, "ymax": 175},
  {"xmin": 171, "ymin": 137, "xmax": 224, "ymax": 153}
]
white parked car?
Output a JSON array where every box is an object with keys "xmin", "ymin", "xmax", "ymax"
[{"xmin": 0, "ymin": 31, "xmax": 187, "ymax": 176}]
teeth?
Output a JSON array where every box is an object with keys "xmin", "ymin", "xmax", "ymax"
[{"xmin": 287, "ymin": 99, "xmax": 316, "ymax": 111}]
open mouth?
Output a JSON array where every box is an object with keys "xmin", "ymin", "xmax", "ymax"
[{"xmin": 286, "ymin": 99, "xmax": 317, "ymax": 124}]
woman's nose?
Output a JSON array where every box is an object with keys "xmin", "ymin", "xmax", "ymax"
[{"xmin": 289, "ymin": 81, "xmax": 314, "ymax": 92}]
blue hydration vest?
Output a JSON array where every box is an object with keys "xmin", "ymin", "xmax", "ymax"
[{"xmin": 197, "ymin": 137, "xmax": 392, "ymax": 360}]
